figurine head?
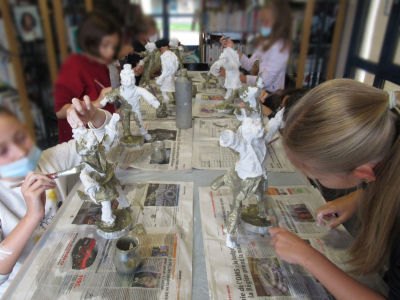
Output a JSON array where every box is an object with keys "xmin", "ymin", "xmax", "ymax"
[
  {"xmin": 169, "ymin": 38, "xmax": 179, "ymax": 48},
  {"xmin": 120, "ymin": 64, "xmax": 136, "ymax": 87},
  {"xmin": 145, "ymin": 42, "xmax": 157, "ymax": 53},
  {"xmin": 240, "ymin": 117, "xmax": 265, "ymax": 142}
]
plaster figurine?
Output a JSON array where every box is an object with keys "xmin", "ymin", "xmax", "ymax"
[
  {"xmin": 155, "ymin": 39, "xmax": 179, "ymax": 105},
  {"xmin": 101, "ymin": 64, "xmax": 160, "ymax": 144},
  {"xmin": 73, "ymin": 114, "xmax": 131, "ymax": 238},
  {"xmin": 138, "ymin": 42, "xmax": 161, "ymax": 87},
  {"xmin": 209, "ymin": 47, "xmax": 242, "ymax": 101},
  {"xmin": 211, "ymin": 114, "xmax": 269, "ymax": 248},
  {"xmin": 169, "ymin": 38, "xmax": 184, "ymax": 70}
]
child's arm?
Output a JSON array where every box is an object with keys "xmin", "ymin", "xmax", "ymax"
[
  {"xmin": 0, "ymin": 174, "xmax": 55, "ymax": 277},
  {"xmin": 56, "ymin": 88, "xmax": 112, "ymax": 119},
  {"xmin": 269, "ymin": 228, "xmax": 385, "ymax": 300}
]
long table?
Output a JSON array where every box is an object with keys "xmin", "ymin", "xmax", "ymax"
[{"xmin": 3, "ymin": 79, "xmax": 387, "ymax": 299}]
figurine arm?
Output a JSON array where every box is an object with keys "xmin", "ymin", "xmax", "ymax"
[
  {"xmin": 220, "ymin": 130, "xmax": 242, "ymax": 153},
  {"xmin": 138, "ymin": 88, "xmax": 160, "ymax": 108}
]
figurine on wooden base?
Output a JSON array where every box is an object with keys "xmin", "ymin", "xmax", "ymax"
[
  {"xmin": 101, "ymin": 64, "xmax": 160, "ymax": 146},
  {"xmin": 209, "ymin": 47, "xmax": 242, "ymax": 101},
  {"xmin": 155, "ymin": 39, "xmax": 179, "ymax": 115},
  {"xmin": 211, "ymin": 114, "xmax": 270, "ymax": 248},
  {"xmin": 73, "ymin": 113, "xmax": 132, "ymax": 239}
]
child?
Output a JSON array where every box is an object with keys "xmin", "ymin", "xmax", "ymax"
[
  {"xmin": 259, "ymin": 87, "xmax": 309, "ymax": 117},
  {"xmin": 221, "ymin": 0, "xmax": 292, "ymax": 92},
  {"xmin": 54, "ymin": 12, "xmax": 121, "ymax": 143},
  {"xmin": 270, "ymin": 79, "xmax": 400, "ymax": 299},
  {"xmin": 0, "ymin": 98, "xmax": 111, "ymax": 296},
  {"xmin": 122, "ymin": 16, "xmax": 159, "ymax": 82}
]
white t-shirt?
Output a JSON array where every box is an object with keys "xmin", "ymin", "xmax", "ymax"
[{"xmin": 0, "ymin": 111, "xmax": 111, "ymax": 297}]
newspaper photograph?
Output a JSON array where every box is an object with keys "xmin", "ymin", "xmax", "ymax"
[
  {"xmin": 198, "ymin": 185, "xmax": 386, "ymax": 299},
  {"xmin": 121, "ymin": 120, "xmax": 193, "ymax": 171},
  {"xmin": 6, "ymin": 181, "xmax": 193, "ymax": 300}
]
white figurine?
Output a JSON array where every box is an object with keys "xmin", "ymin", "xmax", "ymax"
[
  {"xmin": 138, "ymin": 42, "xmax": 160, "ymax": 87},
  {"xmin": 155, "ymin": 39, "xmax": 179, "ymax": 104},
  {"xmin": 73, "ymin": 114, "xmax": 126, "ymax": 227},
  {"xmin": 209, "ymin": 47, "xmax": 242, "ymax": 100},
  {"xmin": 101, "ymin": 64, "xmax": 160, "ymax": 142},
  {"xmin": 169, "ymin": 38, "xmax": 184, "ymax": 70},
  {"xmin": 211, "ymin": 114, "xmax": 268, "ymax": 248}
]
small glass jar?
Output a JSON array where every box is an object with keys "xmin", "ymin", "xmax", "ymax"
[{"xmin": 151, "ymin": 141, "xmax": 167, "ymax": 164}]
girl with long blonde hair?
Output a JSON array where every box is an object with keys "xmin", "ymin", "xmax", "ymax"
[{"xmin": 270, "ymin": 79, "xmax": 400, "ymax": 299}]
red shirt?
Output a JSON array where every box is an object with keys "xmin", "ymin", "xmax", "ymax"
[{"xmin": 54, "ymin": 54, "xmax": 115, "ymax": 143}]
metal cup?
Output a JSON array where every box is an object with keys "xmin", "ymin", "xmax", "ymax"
[{"xmin": 113, "ymin": 236, "xmax": 142, "ymax": 275}]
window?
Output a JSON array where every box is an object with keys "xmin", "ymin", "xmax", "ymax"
[
  {"xmin": 345, "ymin": 0, "xmax": 400, "ymax": 88},
  {"xmin": 139, "ymin": 0, "xmax": 200, "ymax": 45}
]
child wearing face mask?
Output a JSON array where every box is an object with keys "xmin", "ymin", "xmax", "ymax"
[
  {"xmin": 122, "ymin": 16, "xmax": 159, "ymax": 82},
  {"xmin": 270, "ymin": 79, "xmax": 400, "ymax": 299},
  {"xmin": 221, "ymin": 0, "xmax": 292, "ymax": 92},
  {"xmin": 54, "ymin": 12, "xmax": 122, "ymax": 143},
  {"xmin": 0, "ymin": 98, "xmax": 112, "ymax": 297}
]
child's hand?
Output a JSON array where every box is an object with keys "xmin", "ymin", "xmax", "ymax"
[
  {"xmin": 219, "ymin": 67, "xmax": 226, "ymax": 78},
  {"xmin": 269, "ymin": 227, "xmax": 316, "ymax": 265},
  {"xmin": 67, "ymin": 96, "xmax": 96, "ymax": 128},
  {"xmin": 259, "ymin": 90, "xmax": 269, "ymax": 104},
  {"xmin": 98, "ymin": 87, "xmax": 112, "ymax": 103},
  {"xmin": 134, "ymin": 65, "xmax": 144, "ymax": 76},
  {"xmin": 316, "ymin": 192, "xmax": 360, "ymax": 229},
  {"xmin": 21, "ymin": 172, "xmax": 55, "ymax": 221}
]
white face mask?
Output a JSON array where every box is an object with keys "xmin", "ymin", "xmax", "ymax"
[{"xmin": 148, "ymin": 34, "xmax": 158, "ymax": 43}]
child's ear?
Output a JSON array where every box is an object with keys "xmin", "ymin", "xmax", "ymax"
[{"xmin": 351, "ymin": 163, "xmax": 377, "ymax": 183}]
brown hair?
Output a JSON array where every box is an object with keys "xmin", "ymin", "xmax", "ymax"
[
  {"xmin": 78, "ymin": 11, "xmax": 121, "ymax": 59},
  {"xmin": 262, "ymin": 0, "xmax": 292, "ymax": 52},
  {"xmin": 0, "ymin": 106, "xmax": 17, "ymax": 118},
  {"xmin": 283, "ymin": 79, "xmax": 400, "ymax": 274}
]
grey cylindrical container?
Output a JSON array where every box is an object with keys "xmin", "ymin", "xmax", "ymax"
[{"xmin": 175, "ymin": 69, "xmax": 192, "ymax": 129}]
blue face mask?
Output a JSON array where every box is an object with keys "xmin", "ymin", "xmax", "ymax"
[
  {"xmin": 260, "ymin": 26, "xmax": 272, "ymax": 37},
  {"xmin": 0, "ymin": 146, "xmax": 42, "ymax": 179}
]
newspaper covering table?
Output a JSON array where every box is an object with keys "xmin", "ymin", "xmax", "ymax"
[
  {"xmin": 193, "ymin": 93, "xmax": 235, "ymax": 118},
  {"xmin": 192, "ymin": 118, "xmax": 295, "ymax": 172},
  {"xmin": 199, "ymin": 185, "xmax": 387, "ymax": 299},
  {"xmin": 123, "ymin": 120, "xmax": 193, "ymax": 171},
  {"xmin": 5, "ymin": 181, "xmax": 193, "ymax": 300}
]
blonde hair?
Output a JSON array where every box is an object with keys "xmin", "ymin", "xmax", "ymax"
[{"xmin": 283, "ymin": 79, "xmax": 400, "ymax": 274}]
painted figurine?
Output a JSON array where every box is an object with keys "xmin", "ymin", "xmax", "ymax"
[
  {"xmin": 169, "ymin": 38, "xmax": 184, "ymax": 70},
  {"xmin": 73, "ymin": 113, "xmax": 131, "ymax": 238},
  {"xmin": 211, "ymin": 114, "xmax": 269, "ymax": 248},
  {"xmin": 209, "ymin": 47, "xmax": 242, "ymax": 101},
  {"xmin": 155, "ymin": 39, "xmax": 179, "ymax": 105},
  {"xmin": 101, "ymin": 64, "xmax": 160, "ymax": 144},
  {"xmin": 138, "ymin": 42, "xmax": 161, "ymax": 87}
]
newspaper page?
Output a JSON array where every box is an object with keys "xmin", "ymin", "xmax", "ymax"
[
  {"xmin": 6, "ymin": 181, "xmax": 193, "ymax": 300},
  {"xmin": 193, "ymin": 93, "xmax": 237, "ymax": 118},
  {"xmin": 199, "ymin": 185, "xmax": 387, "ymax": 299},
  {"xmin": 122, "ymin": 120, "xmax": 193, "ymax": 171},
  {"xmin": 192, "ymin": 118, "xmax": 295, "ymax": 172}
]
